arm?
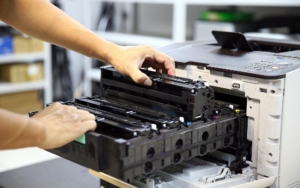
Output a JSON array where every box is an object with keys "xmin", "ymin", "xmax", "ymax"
[
  {"xmin": 0, "ymin": 103, "xmax": 96, "ymax": 150},
  {"xmin": 0, "ymin": 0, "xmax": 175, "ymax": 86},
  {"xmin": 0, "ymin": 108, "xmax": 45, "ymax": 149}
]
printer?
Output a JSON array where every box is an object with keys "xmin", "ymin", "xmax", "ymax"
[{"xmin": 30, "ymin": 31, "xmax": 300, "ymax": 188}]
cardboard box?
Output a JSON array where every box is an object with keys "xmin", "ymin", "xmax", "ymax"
[
  {"xmin": 13, "ymin": 35, "xmax": 30, "ymax": 53},
  {"xmin": 0, "ymin": 35, "xmax": 13, "ymax": 55},
  {"xmin": 0, "ymin": 90, "xmax": 43, "ymax": 114},
  {"xmin": 0, "ymin": 62, "xmax": 44, "ymax": 83},
  {"xmin": 31, "ymin": 38, "xmax": 44, "ymax": 52},
  {"xmin": 13, "ymin": 35, "xmax": 44, "ymax": 53},
  {"xmin": 1, "ymin": 100, "xmax": 43, "ymax": 114},
  {"xmin": 0, "ymin": 90, "xmax": 40, "ymax": 106}
]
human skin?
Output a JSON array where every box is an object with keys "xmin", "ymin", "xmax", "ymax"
[{"xmin": 0, "ymin": 0, "xmax": 175, "ymax": 149}]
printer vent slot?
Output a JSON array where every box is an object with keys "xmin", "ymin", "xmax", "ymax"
[{"xmin": 260, "ymin": 88, "xmax": 267, "ymax": 93}]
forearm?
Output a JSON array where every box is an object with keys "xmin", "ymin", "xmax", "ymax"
[
  {"xmin": 0, "ymin": 0, "xmax": 175, "ymax": 86},
  {"xmin": 0, "ymin": 0, "xmax": 119, "ymax": 63},
  {"xmin": 0, "ymin": 108, "xmax": 45, "ymax": 149}
]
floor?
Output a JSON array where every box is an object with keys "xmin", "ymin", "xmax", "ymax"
[{"xmin": 0, "ymin": 148, "xmax": 100, "ymax": 188}]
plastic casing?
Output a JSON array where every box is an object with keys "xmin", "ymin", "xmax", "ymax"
[{"xmin": 158, "ymin": 38, "xmax": 300, "ymax": 187}]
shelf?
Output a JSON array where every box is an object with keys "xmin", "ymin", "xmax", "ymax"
[
  {"xmin": 0, "ymin": 80, "xmax": 46, "ymax": 95},
  {"xmin": 87, "ymin": 68, "xmax": 101, "ymax": 82},
  {"xmin": 186, "ymin": 0, "xmax": 300, "ymax": 6},
  {"xmin": 0, "ymin": 52, "xmax": 44, "ymax": 64},
  {"xmin": 0, "ymin": 21, "xmax": 7, "ymax": 26},
  {"xmin": 91, "ymin": 0, "xmax": 300, "ymax": 6},
  {"xmin": 96, "ymin": 31, "xmax": 174, "ymax": 46},
  {"xmin": 91, "ymin": 0, "xmax": 174, "ymax": 4}
]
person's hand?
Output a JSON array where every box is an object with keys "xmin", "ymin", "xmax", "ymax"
[
  {"xmin": 110, "ymin": 45, "xmax": 175, "ymax": 86},
  {"xmin": 31, "ymin": 102, "xmax": 96, "ymax": 149}
]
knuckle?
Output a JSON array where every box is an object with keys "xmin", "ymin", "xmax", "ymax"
[
  {"xmin": 69, "ymin": 106, "xmax": 77, "ymax": 111},
  {"xmin": 68, "ymin": 114, "xmax": 79, "ymax": 121},
  {"xmin": 73, "ymin": 123, "xmax": 81, "ymax": 130},
  {"xmin": 90, "ymin": 114, "xmax": 96, "ymax": 120},
  {"xmin": 51, "ymin": 102, "xmax": 62, "ymax": 108},
  {"xmin": 91, "ymin": 122, "xmax": 97, "ymax": 130},
  {"xmin": 65, "ymin": 108, "xmax": 72, "ymax": 113},
  {"xmin": 134, "ymin": 75, "xmax": 147, "ymax": 84},
  {"xmin": 142, "ymin": 45, "xmax": 153, "ymax": 51},
  {"xmin": 148, "ymin": 46, "xmax": 155, "ymax": 52},
  {"xmin": 86, "ymin": 113, "xmax": 95, "ymax": 119},
  {"xmin": 65, "ymin": 106, "xmax": 76, "ymax": 113},
  {"xmin": 74, "ymin": 114, "xmax": 80, "ymax": 120}
]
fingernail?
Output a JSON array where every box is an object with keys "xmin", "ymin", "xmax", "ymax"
[
  {"xmin": 144, "ymin": 78, "xmax": 152, "ymax": 86},
  {"xmin": 169, "ymin": 70, "xmax": 175, "ymax": 76}
]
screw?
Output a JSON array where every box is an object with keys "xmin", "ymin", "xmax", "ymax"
[
  {"xmin": 133, "ymin": 132, "xmax": 138, "ymax": 137},
  {"xmin": 163, "ymin": 123, "xmax": 167, "ymax": 128},
  {"xmin": 191, "ymin": 89, "xmax": 195, "ymax": 93}
]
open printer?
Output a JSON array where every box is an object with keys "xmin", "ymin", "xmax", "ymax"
[{"xmin": 30, "ymin": 31, "xmax": 300, "ymax": 188}]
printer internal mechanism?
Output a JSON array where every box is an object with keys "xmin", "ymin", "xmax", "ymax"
[
  {"xmin": 28, "ymin": 31, "xmax": 300, "ymax": 187},
  {"xmin": 29, "ymin": 66, "xmax": 249, "ymax": 181}
]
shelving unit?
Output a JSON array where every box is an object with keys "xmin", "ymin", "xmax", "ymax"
[
  {"xmin": 83, "ymin": 0, "xmax": 184, "ymax": 96},
  {"xmin": 87, "ymin": 68, "xmax": 101, "ymax": 82},
  {"xmin": 185, "ymin": 0, "xmax": 300, "ymax": 6},
  {"xmin": 0, "ymin": 80, "xmax": 46, "ymax": 95},
  {"xmin": 0, "ymin": 44, "xmax": 52, "ymax": 105},
  {"xmin": 0, "ymin": 21, "xmax": 7, "ymax": 26},
  {"xmin": 0, "ymin": 52, "xmax": 44, "ymax": 64},
  {"xmin": 0, "ymin": 17, "xmax": 52, "ymax": 104},
  {"xmin": 95, "ymin": 31, "xmax": 173, "ymax": 46},
  {"xmin": 82, "ymin": 0, "xmax": 300, "ymax": 96}
]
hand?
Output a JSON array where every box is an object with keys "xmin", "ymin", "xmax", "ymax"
[
  {"xmin": 110, "ymin": 45, "xmax": 175, "ymax": 86},
  {"xmin": 31, "ymin": 102, "xmax": 96, "ymax": 149}
]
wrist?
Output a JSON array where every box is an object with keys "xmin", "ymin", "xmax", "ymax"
[
  {"xmin": 27, "ymin": 118, "xmax": 47, "ymax": 148},
  {"xmin": 94, "ymin": 39, "xmax": 122, "ymax": 66}
]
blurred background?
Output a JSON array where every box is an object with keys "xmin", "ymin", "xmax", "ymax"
[
  {"xmin": 0, "ymin": 0, "xmax": 300, "ymax": 114},
  {"xmin": 0, "ymin": 1, "xmax": 300, "ymax": 187}
]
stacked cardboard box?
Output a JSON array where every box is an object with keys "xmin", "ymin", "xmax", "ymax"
[
  {"xmin": 0, "ymin": 90, "xmax": 43, "ymax": 114},
  {"xmin": 0, "ymin": 35, "xmax": 13, "ymax": 55},
  {"xmin": 13, "ymin": 35, "xmax": 44, "ymax": 53},
  {"xmin": 0, "ymin": 62, "xmax": 44, "ymax": 83},
  {"xmin": 0, "ymin": 35, "xmax": 44, "ymax": 55}
]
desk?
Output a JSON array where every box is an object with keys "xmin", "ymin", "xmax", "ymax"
[{"xmin": 89, "ymin": 169, "xmax": 137, "ymax": 188}]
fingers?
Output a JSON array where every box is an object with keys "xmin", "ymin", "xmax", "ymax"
[
  {"xmin": 81, "ymin": 120, "xmax": 97, "ymax": 131},
  {"xmin": 162, "ymin": 69, "xmax": 168, "ymax": 75},
  {"xmin": 32, "ymin": 102, "xmax": 63, "ymax": 118},
  {"xmin": 63, "ymin": 108, "xmax": 96, "ymax": 122},
  {"xmin": 36, "ymin": 102, "xmax": 96, "ymax": 124},
  {"xmin": 129, "ymin": 68, "xmax": 152, "ymax": 86},
  {"xmin": 76, "ymin": 109, "xmax": 96, "ymax": 122},
  {"xmin": 153, "ymin": 52, "xmax": 175, "ymax": 76},
  {"xmin": 140, "ymin": 46, "xmax": 175, "ymax": 76},
  {"xmin": 109, "ymin": 45, "xmax": 175, "ymax": 86}
]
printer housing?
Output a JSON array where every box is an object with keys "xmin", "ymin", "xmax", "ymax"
[{"xmin": 30, "ymin": 31, "xmax": 300, "ymax": 188}]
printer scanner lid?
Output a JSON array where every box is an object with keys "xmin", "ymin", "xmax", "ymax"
[{"xmin": 158, "ymin": 31, "xmax": 300, "ymax": 79}]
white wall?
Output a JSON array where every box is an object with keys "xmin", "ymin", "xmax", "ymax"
[
  {"xmin": 58, "ymin": 1, "xmax": 300, "ymax": 90},
  {"xmin": 59, "ymin": 0, "xmax": 129, "ymax": 90},
  {"xmin": 58, "ymin": 0, "xmax": 85, "ymax": 91},
  {"xmin": 137, "ymin": 5, "xmax": 300, "ymax": 40}
]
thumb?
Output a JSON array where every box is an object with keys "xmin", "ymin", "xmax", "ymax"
[{"xmin": 130, "ymin": 69, "xmax": 152, "ymax": 86}]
